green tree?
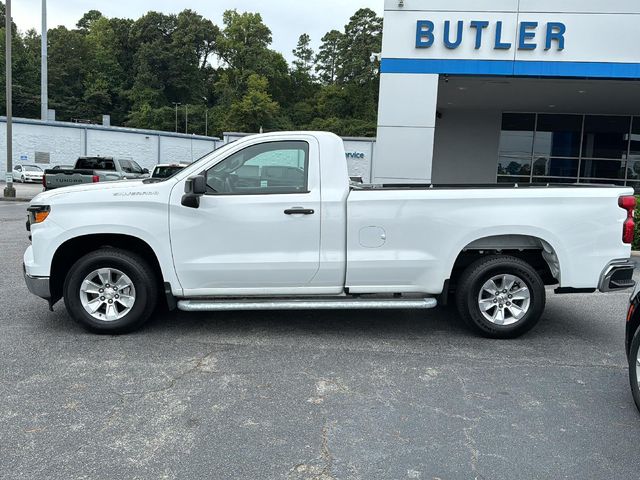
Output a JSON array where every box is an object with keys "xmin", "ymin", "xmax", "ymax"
[
  {"xmin": 13, "ymin": 29, "xmax": 42, "ymax": 118},
  {"xmin": 217, "ymin": 10, "xmax": 272, "ymax": 81},
  {"xmin": 77, "ymin": 10, "xmax": 103, "ymax": 32},
  {"xmin": 292, "ymin": 33, "xmax": 313, "ymax": 77},
  {"xmin": 0, "ymin": 4, "xmax": 385, "ymax": 138},
  {"xmin": 47, "ymin": 26, "xmax": 91, "ymax": 120},
  {"xmin": 83, "ymin": 17, "xmax": 126, "ymax": 119},
  {"xmin": 226, "ymin": 74, "xmax": 279, "ymax": 132},
  {"xmin": 315, "ymin": 30, "xmax": 342, "ymax": 85},
  {"xmin": 214, "ymin": 10, "xmax": 290, "ymax": 114},
  {"xmin": 337, "ymin": 8, "xmax": 382, "ymax": 84},
  {"xmin": 0, "ymin": 2, "xmax": 40, "ymax": 117},
  {"xmin": 175, "ymin": 9, "xmax": 219, "ymax": 71}
]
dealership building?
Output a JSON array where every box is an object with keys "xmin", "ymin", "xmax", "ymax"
[{"xmin": 372, "ymin": 0, "xmax": 640, "ymax": 188}]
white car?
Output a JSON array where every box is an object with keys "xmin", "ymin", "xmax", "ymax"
[
  {"xmin": 14, "ymin": 164, "xmax": 44, "ymax": 183},
  {"xmin": 23, "ymin": 132, "xmax": 636, "ymax": 338}
]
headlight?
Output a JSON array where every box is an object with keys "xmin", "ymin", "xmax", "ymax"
[{"xmin": 27, "ymin": 205, "xmax": 50, "ymax": 226}]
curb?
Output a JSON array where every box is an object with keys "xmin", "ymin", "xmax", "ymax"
[
  {"xmin": 632, "ymin": 251, "xmax": 640, "ymax": 257},
  {"xmin": 0, "ymin": 197, "xmax": 31, "ymax": 202}
]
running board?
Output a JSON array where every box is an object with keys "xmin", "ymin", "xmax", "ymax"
[{"xmin": 177, "ymin": 297, "xmax": 438, "ymax": 312}]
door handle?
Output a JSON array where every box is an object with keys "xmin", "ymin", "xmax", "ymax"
[{"xmin": 284, "ymin": 208, "xmax": 315, "ymax": 215}]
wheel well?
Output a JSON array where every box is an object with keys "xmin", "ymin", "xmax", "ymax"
[
  {"xmin": 50, "ymin": 234, "xmax": 164, "ymax": 303},
  {"xmin": 445, "ymin": 235, "xmax": 560, "ymax": 300}
]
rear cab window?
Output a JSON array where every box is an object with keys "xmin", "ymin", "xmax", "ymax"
[{"xmin": 76, "ymin": 158, "xmax": 116, "ymax": 171}]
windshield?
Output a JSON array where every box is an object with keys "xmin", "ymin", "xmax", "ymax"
[
  {"xmin": 23, "ymin": 166, "xmax": 43, "ymax": 172},
  {"xmin": 153, "ymin": 166, "xmax": 185, "ymax": 179}
]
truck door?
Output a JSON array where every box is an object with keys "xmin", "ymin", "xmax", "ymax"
[{"xmin": 169, "ymin": 138, "xmax": 321, "ymax": 295}]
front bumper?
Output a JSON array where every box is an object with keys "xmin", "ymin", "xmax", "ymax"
[
  {"xmin": 23, "ymin": 264, "xmax": 51, "ymax": 300},
  {"xmin": 599, "ymin": 259, "xmax": 636, "ymax": 293}
]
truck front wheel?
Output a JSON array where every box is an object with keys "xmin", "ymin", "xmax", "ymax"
[
  {"xmin": 455, "ymin": 255, "xmax": 546, "ymax": 339},
  {"xmin": 63, "ymin": 248, "xmax": 158, "ymax": 334}
]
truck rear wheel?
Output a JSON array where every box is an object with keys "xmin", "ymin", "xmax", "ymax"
[
  {"xmin": 63, "ymin": 248, "xmax": 158, "ymax": 334},
  {"xmin": 455, "ymin": 255, "xmax": 545, "ymax": 339}
]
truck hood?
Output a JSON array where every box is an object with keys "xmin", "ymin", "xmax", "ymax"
[{"xmin": 31, "ymin": 179, "xmax": 147, "ymax": 204}]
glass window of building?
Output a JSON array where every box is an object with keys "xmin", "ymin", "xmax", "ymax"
[
  {"xmin": 499, "ymin": 113, "xmax": 535, "ymax": 157},
  {"xmin": 582, "ymin": 115, "xmax": 631, "ymax": 160},
  {"xmin": 497, "ymin": 113, "xmax": 635, "ymax": 189},
  {"xmin": 533, "ymin": 114, "xmax": 582, "ymax": 159}
]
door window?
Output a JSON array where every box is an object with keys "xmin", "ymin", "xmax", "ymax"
[
  {"xmin": 205, "ymin": 141, "xmax": 309, "ymax": 195},
  {"xmin": 129, "ymin": 161, "xmax": 143, "ymax": 174},
  {"xmin": 119, "ymin": 160, "xmax": 136, "ymax": 173}
]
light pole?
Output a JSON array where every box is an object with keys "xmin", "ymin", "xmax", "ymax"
[
  {"xmin": 40, "ymin": 0, "xmax": 48, "ymax": 121},
  {"xmin": 172, "ymin": 102, "xmax": 181, "ymax": 133},
  {"xmin": 185, "ymin": 105, "xmax": 188, "ymax": 134},
  {"xmin": 4, "ymin": 0, "xmax": 15, "ymax": 198},
  {"xmin": 202, "ymin": 96, "xmax": 208, "ymax": 136}
]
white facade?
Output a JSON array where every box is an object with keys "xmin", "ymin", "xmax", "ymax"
[
  {"xmin": 374, "ymin": 0, "xmax": 640, "ymax": 184},
  {"xmin": 0, "ymin": 117, "xmax": 221, "ymax": 174}
]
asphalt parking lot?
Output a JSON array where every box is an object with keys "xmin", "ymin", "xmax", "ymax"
[{"xmin": 1, "ymin": 200, "xmax": 640, "ymax": 480}]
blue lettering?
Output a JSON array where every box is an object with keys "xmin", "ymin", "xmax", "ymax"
[
  {"xmin": 518, "ymin": 22, "xmax": 538, "ymax": 50},
  {"xmin": 469, "ymin": 21, "xmax": 489, "ymax": 49},
  {"xmin": 494, "ymin": 21, "xmax": 511, "ymax": 49},
  {"xmin": 416, "ymin": 20, "xmax": 434, "ymax": 48},
  {"xmin": 444, "ymin": 20, "xmax": 464, "ymax": 49},
  {"xmin": 413, "ymin": 20, "xmax": 565, "ymax": 52},
  {"xmin": 545, "ymin": 22, "xmax": 566, "ymax": 50}
]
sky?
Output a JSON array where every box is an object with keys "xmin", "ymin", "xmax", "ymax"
[{"xmin": 11, "ymin": 0, "xmax": 384, "ymax": 62}]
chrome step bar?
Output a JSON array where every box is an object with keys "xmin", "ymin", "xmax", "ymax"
[{"xmin": 177, "ymin": 297, "xmax": 438, "ymax": 312}]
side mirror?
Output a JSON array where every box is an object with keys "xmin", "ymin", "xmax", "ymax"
[
  {"xmin": 142, "ymin": 168, "xmax": 149, "ymax": 175},
  {"xmin": 181, "ymin": 175, "xmax": 206, "ymax": 208}
]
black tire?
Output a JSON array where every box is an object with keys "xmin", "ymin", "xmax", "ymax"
[
  {"xmin": 628, "ymin": 328, "xmax": 640, "ymax": 413},
  {"xmin": 63, "ymin": 248, "xmax": 158, "ymax": 334},
  {"xmin": 455, "ymin": 255, "xmax": 546, "ymax": 339}
]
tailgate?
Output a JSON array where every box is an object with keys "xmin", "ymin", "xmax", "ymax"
[{"xmin": 43, "ymin": 169, "xmax": 95, "ymax": 189}]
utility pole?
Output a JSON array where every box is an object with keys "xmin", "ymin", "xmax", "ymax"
[
  {"xmin": 185, "ymin": 105, "xmax": 188, "ymax": 134},
  {"xmin": 40, "ymin": 0, "xmax": 48, "ymax": 121},
  {"xmin": 4, "ymin": 0, "xmax": 15, "ymax": 198},
  {"xmin": 172, "ymin": 102, "xmax": 181, "ymax": 133},
  {"xmin": 202, "ymin": 97, "xmax": 208, "ymax": 136}
]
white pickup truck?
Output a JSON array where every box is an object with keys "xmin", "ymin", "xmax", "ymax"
[{"xmin": 23, "ymin": 132, "xmax": 636, "ymax": 338}]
